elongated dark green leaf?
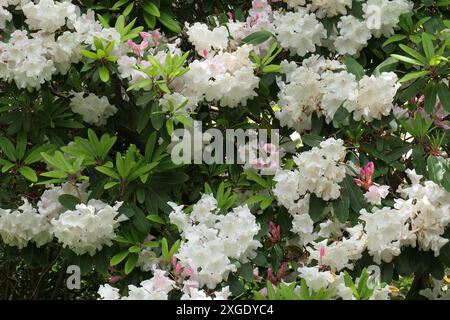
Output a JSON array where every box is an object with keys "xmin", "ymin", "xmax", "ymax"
[
  {"xmin": 19, "ymin": 166, "xmax": 37, "ymax": 182},
  {"xmin": 157, "ymin": 11, "xmax": 181, "ymax": 33},
  {"xmin": 332, "ymin": 189, "xmax": 350, "ymax": 223},
  {"xmin": 58, "ymin": 194, "xmax": 81, "ymax": 210},
  {"xmin": 345, "ymin": 57, "xmax": 365, "ymax": 80},
  {"xmin": 124, "ymin": 253, "xmax": 138, "ymax": 274},
  {"xmin": 143, "ymin": 2, "xmax": 160, "ymax": 17},
  {"xmin": 242, "ymin": 30, "xmax": 273, "ymax": 45},
  {"xmin": 308, "ymin": 193, "xmax": 326, "ymax": 222},
  {"xmin": 437, "ymin": 82, "xmax": 450, "ymax": 112}
]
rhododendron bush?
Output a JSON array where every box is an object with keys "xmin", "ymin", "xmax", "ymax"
[{"xmin": 0, "ymin": 0, "xmax": 449, "ymax": 300}]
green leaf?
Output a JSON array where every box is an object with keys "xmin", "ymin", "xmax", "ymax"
[
  {"xmin": 115, "ymin": 15, "xmax": 125, "ymax": 32},
  {"xmin": 19, "ymin": 166, "xmax": 37, "ymax": 182},
  {"xmin": 123, "ymin": 2, "xmax": 134, "ymax": 16},
  {"xmin": 421, "ymin": 33, "xmax": 435, "ymax": 60},
  {"xmin": 143, "ymin": 2, "xmax": 160, "ymax": 17},
  {"xmin": 161, "ymin": 238, "xmax": 169, "ymax": 260},
  {"xmin": 308, "ymin": 193, "xmax": 326, "ymax": 222},
  {"xmin": 124, "ymin": 253, "xmax": 138, "ymax": 274},
  {"xmin": 399, "ymin": 44, "xmax": 428, "ymax": 65},
  {"xmin": 343, "ymin": 175, "xmax": 367, "ymax": 213},
  {"xmin": 95, "ymin": 166, "xmax": 120, "ymax": 179},
  {"xmin": 382, "ymin": 34, "xmax": 407, "ymax": 47},
  {"xmin": 0, "ymin": 137, "xmax": 17, "ymax": 161},
  {"xmin": 238, "ymin": 263, "xmax": 254, "ymax": 282},
  {"xmin": 332, "ymin": 189, "xmax": 350, "ymax": 223},
  {"xmin": 437, "ymin": 83, "xmax": 450, "ymax": 113},
  {"xmin": 147, "ymin": 214, "xmax": 165, "ymax": 224},
  {"xmin": 157, "ymin": 11, "xmax": 181, "ymax": 33},
  {"xmin": 424, "ymin": 85, "xmax": 438, "ymax": 113},
  {"xmin": 399, "ymin": 70, "xmax": 430, "ymax": 83},
  {"xmin": 301, "ymin": 134, "xmax": 324, "ymax": 147},
  {"xmin": 345, "ymin": 57, "xmax": 365, "ymax": 80},
  {"xmin": 242, "ymin": 30, "xmax": 273, "ymax": 45},
  {"xmin": 104, "ymin": 181, "xmax": 120, "ymax": 190},
  {"xmin": 373, "ymin": 57, "xmax": 399, "ymax": 76},
  {"xmin": 245, "ymin": 169, "xmax": 270, "ymax": 188},
  {"xmin": 442, "ymin": 170, "xmax": 450, "ymax": 193},
  {"xmin": 144, "ymin": 12, "xmax": 156, "ymax": 29},
  {"xmin": 390, "ymin": 54, "xmax": 425, "ymax": 66},
  {"xmin": 151, "ymin": 103, "xmax": 165, "ymax": 130},
  {"xmin": 228, "ymin": 273, "xmax": 245, "ymax": 296},
  {"xmin": 81, "ymin": 49, "xmax": 98, "ymax": 59},
  {"xmin": 112, "ymin": 0, "xmax": 129, "ymax": 10},
  {"xmin": 99, "ymin": 66, "xmax": 110, "ymax": 83},
  {"xmin": 58, "ymin": 194, "xmax": 81, "ymax": 210},
  {"xmin": 427, "ymin": 155, "xmax": 445, "ymax": 184},
  {"xmin": 16, "ymin": 132, "xmax": 27, "ymax": 161},
  {"xmin": 97, "ymin": 14, "xmax": 110, "ymax": 28}
]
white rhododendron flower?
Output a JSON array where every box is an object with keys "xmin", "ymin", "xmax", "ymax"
[
  {"xmin": 37, "ymin": 182, "xmax": 90, "ymax": 219},
  {"xmin": 363, "ymin": 0, "xmax": 413, "ymax": 38},
  {"xmin": 169, "ymin": 194, "xmax": 261, "ymax": 289},
  {"xmin": 70, "ymin": 92, "xmax": 118, "ymax": 126},
  {"xmin": 22, "ymin": 0, "xmax": 77, "ymax": 33},
  {"xmin": 175, "ymin": 45, "xmax": 259, "ymax": 108},
  {"xmin": 0, "ymin": 199, "xmax": 53, "ymax": 249},
  {"xmin": 185, "ymin": 22, "xmax": 229, "ymax": 54},
  {"xmin": 360, "ymin": 206, "xmax": 416, "ymax": 263},
  {"xmin": 335, "ymin": 15, "xmax": 372, "ymax": 55},
  {"xmin": 51, "ymin": 200, "xmax": 126, "ymax": 256},
  {"xmin": 273, "ymin": 10, "xmax": 326, "ymax": 57},
  {"xmin": 309, "ymin": 0, "xmax": 353, "ymax": 18},
  {"xmin": 364, "ymin": 185, "xmax": 390, "ymax": 206}
]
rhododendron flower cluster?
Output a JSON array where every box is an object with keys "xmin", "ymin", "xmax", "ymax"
[
  {"xmin": 51, "ymin": 200, "xmax": 126, "ymax": 256},
  {"xmin": 275, "ymin": 56, "xmax": 400, "ymax": 131},
  {"xmin": 169, "ymin": 195, "xmax": 261, "ymax": 289},
  {"xmin": 0, "ymin": 0, "xmax": 448, "ymax": 301}
]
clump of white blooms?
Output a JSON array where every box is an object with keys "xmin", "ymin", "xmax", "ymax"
[
  {"xmin": 344, "ymin": 72, "xmax": 400, "ymax": 122},
  {"xmin": 275, "ymin": 55, "xmax": 400, "ymax": 130},
  {"xmin": 0, "ymin": 199, "xmax": 53, "ymax": 249},
  {"xmin": 274, "ymin": 138, "xmax": 346, "ymax": 245},
  {"xmin": 98, "ymin": 268, "xmax": 175, "ymax": 300},
  {"xmin": 360, "ymin": 169, "xmax": 450, "ymax": 263},
  {"xmin": 70, "ymin": 92, "xmax": 118, "ymax": 126},
  {"xmin": 362, "ymin": 0, "xmax": 413, "ymax": 38},
  {"xmin": 360, "ymin": 206, "xmax": 416, "ymax": 264},
  {"xmin": 37, "ymin": 182, "xmax": 90, "ymax": 219},
  {"xmin": 298, "ymin": 265, "xmax": 390, "ymax": 300},
  {"xmin": 307, "ymin": 224, "xmax": 367, "ymax": 271},
  {"xmin": 227, "ymin": 0, "xmax": 274, "ymax": 52},
  {"xmin": 277, "ymin": 0, "xmax": 412, "ymax": 56},
  {"xmin": 275, "ymin": 55, "xmax": 344, "ymax": 131},
  {"xmin": 395, "ymin": 169, "xmax": 450, "ymax": 256},
  {"xmin": 22, "ymin": 0, "xmax": 76, "ymax": 33},
  {"xmin": 168, "ymin": 194, "xmax": 261, "ymax": 289},
  {"xmin": 334, "ymin": 15, "xmax": 372, "ymax": 55},
  {"xmin": 273, "ymin": 10, "xmax": 326, "ymax": 57},
  {"xmin": 185, "ymin": 22, "xmax": 229, "ymax": 54},
  {"xmin": 98, "ymin": 267, "xmax": 232, "ymax": 300},
  {"xmin": 0, "ymin": 1, "xmax": 109, "ymax": 90},
  {"xmin": 275, "ymin": 138, "xmax": 347, "ymax": 202},
  {"xmin": 51, "ymin": 200, "xmax": 126, "ymax": 256},
  {"xmin": 175, "ymin": 45, "xmax": 259, "ymax": 108},
  {"xmin": 308, "ymin": 0, "xmax": 353, "ymax": 18},
  {"xmin": 0, "ymin": 1, "xmax": 12, "ymax": 29}
]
